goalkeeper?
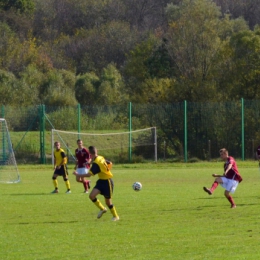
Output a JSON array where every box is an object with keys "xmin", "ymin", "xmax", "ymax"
[{"xmin": 73, "ymin": 146, "xmax": 119, "ymax": 221}]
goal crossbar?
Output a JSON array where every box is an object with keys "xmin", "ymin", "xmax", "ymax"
[{"xmin": 51, "ymin": 127, "xmax": 157, "ymax": 164}]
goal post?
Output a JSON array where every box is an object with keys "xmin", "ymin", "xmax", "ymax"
[
  {"xmin": 51, "ymin": 127, "xmax": 157, "ymax": 164},
  {"xmin": 0, "ymin": 118, "xmax": 20, "ymax": 183}
]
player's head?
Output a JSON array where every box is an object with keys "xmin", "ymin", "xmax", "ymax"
[
  {"xmin": 88, "ymin": 146, "xmax": 97, "ymax": 157},
  {"xmin": 219, "ymin": 148, "xmax": 228, "ymax": 159},
  {"xmin": 54, "ymin": 141, "xmax": 60, "ymax": 150},
  {"xmin": 77, "ymin": 139, "xmax": 83, "ymax": 148}
]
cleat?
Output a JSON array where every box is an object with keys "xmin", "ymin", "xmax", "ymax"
[
  {"xmin": 97, "ymin": 208, "xmax": 107, "ymax": 219},
  {"xmin": 231, "ymin": 204, "xmax": 236, "ymax": 209},
  {"xmin": 51, "ymin": 189, "xmax": 59, "ymax": 194},
  {"xmin": 66, "ymin": 190, "xmax": 71, "ymax": 194},
  {"xmin": 203, "ymin": 187, "xmax": 212, "ymax": 195},
  {"xmin": 111, "ymin": 216, "xmax": 120, "ymax": 221},
  {"xmin": 84, "ymin": 190, "xmax": 88, "ymax": 193},
  {"xmin": 87, "ymin": 181, "xmax": 91, "ymax": 189}
]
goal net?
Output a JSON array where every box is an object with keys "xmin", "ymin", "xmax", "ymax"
[
  {"xmin": 0, "ymin": 118, "xmax": 20, "ymax": 183},
  {"xmin": 51, "ymin": 127, "xmax": 157, "ymax": 164}
]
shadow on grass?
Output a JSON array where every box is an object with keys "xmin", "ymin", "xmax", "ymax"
[
  {"xmin": 4, "ymin": 193, "xmax": 73, "ymax": 195},
  {"xmin": 16, "ymin": 220, "xmax": 79, "ymax": 225}
]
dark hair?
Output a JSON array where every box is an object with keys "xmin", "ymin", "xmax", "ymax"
[
  {"xmin": 219, "ymin": 148, "xmax": 228, "ymax": 153},
  {"xmin": 77, "ymin": 139, "xmax": 82, "ymax": 143},
  {"xmin": 88, "ymin": 146, "xmax": 96, "ymax": 154}
]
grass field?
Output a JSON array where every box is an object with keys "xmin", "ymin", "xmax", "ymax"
[{"xmin": 1, "ymin": 162, "xmax": 260, "ymax": 260}]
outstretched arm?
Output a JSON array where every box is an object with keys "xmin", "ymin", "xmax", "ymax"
[{"xmin": 212, "ymin": 173, "xmax": 224, "ymax": 177}]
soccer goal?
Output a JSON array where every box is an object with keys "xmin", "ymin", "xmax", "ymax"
[
  {"xmin": 0, "ymin": 118, "xmax": 20, "ymax": 183},
  {"xmin": 51, "ymin": 127, "xmax": 157, "ymax": 164}
]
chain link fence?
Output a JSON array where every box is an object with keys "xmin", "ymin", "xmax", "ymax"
[{"xmin": 1, "ymin": 99, "xmax": 260, "ymax": 163}]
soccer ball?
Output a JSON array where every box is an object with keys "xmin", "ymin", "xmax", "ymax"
[{"xmin": 132, "ymin": 182, "xmax": 142, "ymax": 191}]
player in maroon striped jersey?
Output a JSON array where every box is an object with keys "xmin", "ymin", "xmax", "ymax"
[
  {"xmin": 74, "ymin": 139, "xmax": 91, "ymax": 193},
  {"xmin": 203, "ymin": 148, "xmax": 242, "ymax": 208}
]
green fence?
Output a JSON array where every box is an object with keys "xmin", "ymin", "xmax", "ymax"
[{"xmin": 1, "ymin": 99, "xmax": 260, "ymax": 164}]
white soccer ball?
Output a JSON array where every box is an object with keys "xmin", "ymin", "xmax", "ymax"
[{"xmin": 132, "ymin": 182, "xmax": 142, "ymax": 191}]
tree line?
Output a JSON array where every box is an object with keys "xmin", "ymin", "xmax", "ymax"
[{"xmin": 1, "ymin": 0, "xmax": 260, "ymax": 107}]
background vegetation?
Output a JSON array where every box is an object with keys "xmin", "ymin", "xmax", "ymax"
[{"xmin": 1, "ymin": 0, "xmax": 260, "ymax": 106}]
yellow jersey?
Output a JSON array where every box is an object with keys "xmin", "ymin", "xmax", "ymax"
[
  {"xmin": 54, "ymin": 148, "xmax": 67, "ymax": 166},
  {"xmin": 89, "ymin": 155, "xmax": 113, "ymax": 180}
]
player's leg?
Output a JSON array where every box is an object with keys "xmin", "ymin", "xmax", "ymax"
[
  {"xmin": 224, "ymin": 190, "xmax": 236, "ymax": 208},
  {"xmin": 105, "ymin": 197, "xmax": 119, "ymax": 221},
  {"xmin": 103, "ymin": 179, "xmax": 119, "ymax": 221},
  {"xmin": 89, "ymin": 188, "xmax": 107, "ymax": 218},
  {"xmin": 77, "ymin": 168, "xmax": 90, "ymax": 192},
  {"xmin": 203, "ymin": 177, "xmax": 223, "ymax": 195},
  {"xmin": 52, "ymin": 173, "xmax": 59, "ymax": 193},
  {"xmin": 82, "ymin": 178, "xmax": 91, "ymax": 193},
  {"xmin": 62, "ymin": 166, "xmax": 71, "ymax": 193}
]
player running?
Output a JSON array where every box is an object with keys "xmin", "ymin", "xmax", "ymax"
[
  {"xmin": 73, "ymin": 145, "xmax": 119, "ymax": 221},
  {"xmin": 203, "ymin": 148, "xmax": 242, "ymax": 208},
  {"xmin": 74, "ymin": 139, "xmax": 91, "ymax": 193}
]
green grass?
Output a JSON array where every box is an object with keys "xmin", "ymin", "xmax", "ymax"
[{"xmin": 1, "ymin": 162, "xmax": 260, "ymax": 259}]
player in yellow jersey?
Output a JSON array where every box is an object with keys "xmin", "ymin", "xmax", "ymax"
[
  {"xmin": 73, "ymin": 146, "xmax": 119, "ymax": 221},
  {"xmin": 51, "ymin": 141, "xmax": 71, "ymax": 194}
]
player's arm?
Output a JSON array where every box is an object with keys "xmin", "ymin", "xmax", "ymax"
[
  {"xmin": 84, "ymin": 151, "xmax": 92, "ymax": 167},
  {"xmin": 57, "ymin": 152, "xmax": 66, "ymax": 169},
  {"xmin": 212, "ymin": 173, "xmax": 225, "ymax": 177},
  {"xmin": 74, "ymin": 162, "xmax": 98, "ymax": 177},
  {"xmin": 106, "ymin": 159, "xmax": 112, "ymax": 170},
  {"xmin": 223, "ymin": 163, "xmax": 232, "ymax": 176},
  {"xmin": 212, "ymin": 163, "xmax": 232, "ymax": 177},
  {"xmin": 73, "ymin": 170, "xmax": 92, "ymax": 177},
  {"xmin": 74, "ymin": 159, "xmax": 78, "ymax": 170}
]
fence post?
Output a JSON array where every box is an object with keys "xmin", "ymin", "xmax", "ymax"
[
  {"xmin": 128, "ymin": 102, "xmax": 132, "ymax": 162},
  {"xmin": 241, "ymin": 98, "xmax": 244, "ymax": 161},
  {"xmin": 77, "ymin": 103, "xmax": 81, "ymax": 139},
  {"xmin": 184, "ymin": 100, "xmax": 187, "ymax": 163},
  {"xmin": 39, "ymin": 105, "xmax": 46, "ymax": 164}
]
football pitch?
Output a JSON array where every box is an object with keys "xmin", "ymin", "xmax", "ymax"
[{"xmin": 1, "ymin": 162, "xmax": 260, "ymax": 260}]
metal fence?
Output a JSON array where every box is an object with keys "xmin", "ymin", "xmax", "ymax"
[{"xmin": 1, "ymin": 98, "xmax": 260, "ymax": 163}]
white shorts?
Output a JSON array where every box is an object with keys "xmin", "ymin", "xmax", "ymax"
[
  {"xmin": 76, "ymin": 167, "xmax": 89, "ymax": 175},
  {"xmin": 220, "ymin": 177, "xmax": 239, "ymax": 193}
]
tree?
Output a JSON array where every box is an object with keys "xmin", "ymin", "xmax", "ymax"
[
  {"xmin": 75, "ymin": 72, "xmax": 99, "ymax": 105},
  {"xmin": 98, "ymin": 63, "xmax": 128, "ymax": 105},
  {"xmin": 226, "ymin": 28, "xmax": 260, "ymax": 99},
  {"xmin": 0, "ymin": 0, "xmax": 35, "ymax": 14},
  {"xmin": 39, "ymin": 69, "xmax": 78, "ymax": 106},
  {"xmin": 164, "ymin": 0, "xmax": 225, "ymax": 101}
]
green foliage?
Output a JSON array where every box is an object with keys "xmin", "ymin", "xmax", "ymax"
[
  {"xmin": 0, "ymin": 0, "xmax": 35, "ymax": 14},
  {"xmin": 0, "ymin": 70, "xmax": 17, "ymax": 105},
  {"xmin": 75, "ymin": 72, "xmax": 99, "ymax": 105},
  {"xmin": 165, "ymin": 0, "xmax": 223, "ymax": 101},
  {"xmin": 99, "ymin": 63, "xmax": 128, "ymax": 105},
  {"xmin": 39, "ymin": 69, "xmax": 78, "ymax": 106},
  {"xmin": 1, "ymin": 0, "xmax": 260, "ymax": 106},
  {"xmin": 227, "ymin": 29, "xmax": 260, "ymax": 99},
  {"xmin": 46, "ymin": 106, "xmax": 78, "ymax": 130}
]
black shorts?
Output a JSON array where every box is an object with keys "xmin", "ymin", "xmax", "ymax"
[
  {"xmin": 94, "ymin": 179, "xmax": 114, "ymax": 199},
  {"xmin": 54, "ymin": 165, "xmax": 68, "ymax": 176}
]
